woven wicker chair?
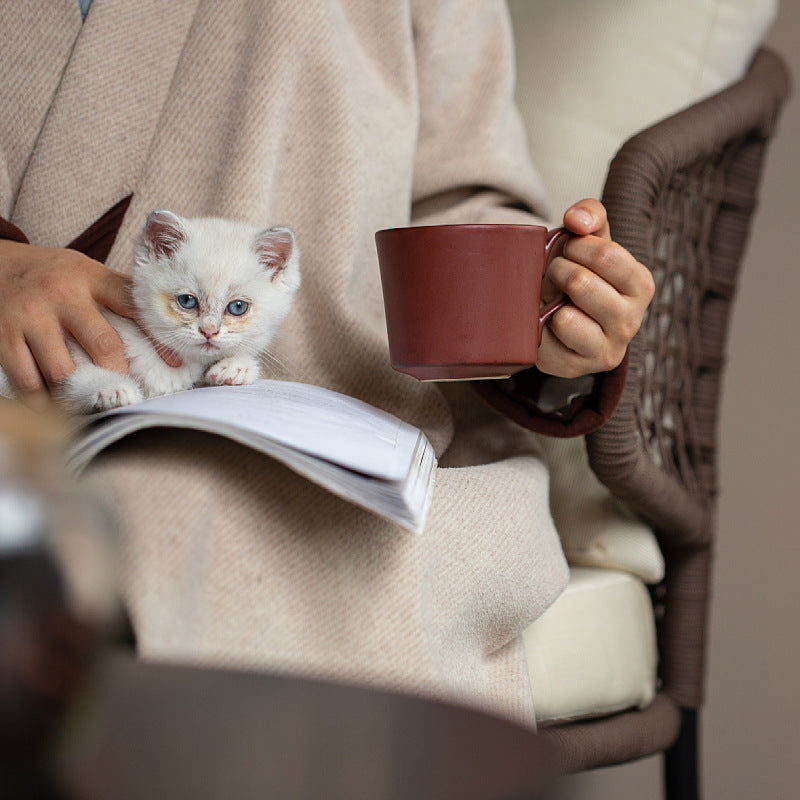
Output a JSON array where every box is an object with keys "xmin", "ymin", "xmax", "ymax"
[{"xmin": 536, "ymin": 48, "xmax": 791, "ymax": 798}]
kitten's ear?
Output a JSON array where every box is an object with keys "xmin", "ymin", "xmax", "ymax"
[
  {"xmin": 254, "ymin": 226, "xmax": 297, "ymax": 282},
  {"xmin": 144, "ymin": 209, "xmax": 187, "ymax": 260}
]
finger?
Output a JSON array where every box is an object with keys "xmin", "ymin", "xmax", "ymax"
[
  {"xmin": 23, "ymin": 324, "xmax": 77, "ymax": 389},
  {"xmin": 537, "ymin": 324, "xmax": 600, "ymax": 379},
  {"xmin": 563, "ymin": 199, "xmax": 610, "ymax": 239},
  {"xmin": 93, "ymin": 267, "xmax": 136, "ymax": 318},
  {"xmin": 16, "ymin": 389, "xmax": 58, "ymax": 414},
  {"xmin": 544, "ymin": 303, "xmax": 606, "ymax": 361},
  {"xmin": 539, "ymin": 309, "xmax": 626, "ymax": 377},
  {"xmin": 546, "ymin": 255, "xmax": 629, "ymax": 332},
  {"xmin": 561, "ymin": 237, "xmax": 651, "ymax": 299},
  {"xmin": 0, "ymin": 337, "xmax": 49, "ymax": 397},
  {"xmin": 61, "ymin": 306, "xmax": 129, "ymax": 374}
]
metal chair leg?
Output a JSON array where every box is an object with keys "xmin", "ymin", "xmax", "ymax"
[{"xmin": 664, "ymin": 708, "xmax": 700, "ymax": 800}]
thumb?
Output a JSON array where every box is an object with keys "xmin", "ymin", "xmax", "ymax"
[{"xmin": 563, "ymin": 199, "xmax": 611, "ymax": 240}]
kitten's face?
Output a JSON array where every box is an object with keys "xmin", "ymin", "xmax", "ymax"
[{"xmin": 132, "ymin": 211, "xmax": 300, "ymax": 362}]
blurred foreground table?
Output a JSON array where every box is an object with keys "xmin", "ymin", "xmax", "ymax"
[{"xmin": 54, "ymin": 651, "xmax": 553, "ymax": 800}]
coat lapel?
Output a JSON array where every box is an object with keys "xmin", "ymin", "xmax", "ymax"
[
  {"xmin": 11, "ymin": 0, "xmax": 199, "ymax": 250},
  {"xmin": 0, "ymin": 1, "xmax": 81, "ymax": 220}
]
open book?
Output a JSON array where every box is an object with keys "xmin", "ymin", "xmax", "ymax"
[{"xmin": 67, "ymin": 380, "xmax": 437, "ymax": 534}]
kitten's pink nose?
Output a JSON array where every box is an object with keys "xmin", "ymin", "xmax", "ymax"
[{"xmin": 199, "ymin": 322, "xmax": 219, "ymax": 340}]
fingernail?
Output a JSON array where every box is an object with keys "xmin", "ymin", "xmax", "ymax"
[{"xmin": 572, "ymin": 209, "xmax": 593, "ymax": 228}]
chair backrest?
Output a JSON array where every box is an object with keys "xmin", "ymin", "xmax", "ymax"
[
  {"xmin": 592, "ymin": 48, "xmax": 790, "ymax": 711},
  {"xmin": 538, "ymin": 48, "xmax": 791, "ymax": 776},
  {"xmin": 592, "ymin": 48, "xmax": 790, "ymax": 548}
]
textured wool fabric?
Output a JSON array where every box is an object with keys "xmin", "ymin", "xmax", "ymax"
[
  {"xmin": 0, "ymin": 0, "xmax": 571, "ymax": 725},
  {"xmin": 537, "ymin": 435, "xmax": 665, "ymax": 585}
]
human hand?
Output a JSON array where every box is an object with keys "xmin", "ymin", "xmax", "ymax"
[
  {"xmin": 536, "ymin": 199, "xmax": 655, "ymax": 378},
  {"xmin": 0, "ymin": 240, "xmax": 135, "ymax": 405}
]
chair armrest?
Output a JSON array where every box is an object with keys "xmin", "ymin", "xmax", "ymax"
[{"xmin": 589, "ymin": 48, "xmax": 791, "ymax": 549}]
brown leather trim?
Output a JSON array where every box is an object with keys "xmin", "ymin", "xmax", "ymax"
[
  {"xmin": 0, "ymin": 194, "xmax": 132, "ymax": 262},
  {"xmin": 474, "ymin": 349, "xmax": 629, "ymax": 437},
  {"xmin": 67, "ymin": 194, "xmax": 133, "ymax": 262},
  {"xmin": 0, "ymin": 216, "xmax": 30, "ymax": 244}
]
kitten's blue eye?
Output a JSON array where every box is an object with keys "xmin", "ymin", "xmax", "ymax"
[
  {"xmin": 226, "ymin": 300, "xmax": 249, "ymax": 316},
  {"xmin": 176, "ymin": 294, "xmax": 198, "ymax": 310}
]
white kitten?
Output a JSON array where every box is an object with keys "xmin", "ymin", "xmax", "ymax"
[{"xmin": 0, "ymin": 210, "xmax": 300, "ymax": 414}]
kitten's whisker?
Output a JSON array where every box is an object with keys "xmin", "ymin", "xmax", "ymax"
[
  {"xmin": 258, "ymin": 348, "xmax": 289, "ymax": 377},
  {"xmin": 259, "ymin": 348, "xmax": 286, "ymax": 368}
]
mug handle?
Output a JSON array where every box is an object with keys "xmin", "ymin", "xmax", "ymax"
[{"xmin": 537, "ymin": 227, "xmax": 573, "ymax": 344}]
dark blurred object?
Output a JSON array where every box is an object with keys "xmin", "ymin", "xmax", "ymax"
[
  {"xmin": 56, "ymin": 651, "xmax": 554, "ymax": 800},
  {"xmin": 0, "ymin": 550, "xmax": 93, "ymax": 798},
  {"xmin": 0, "ymin": 400, "xmax": 105, "ymax": 798}
]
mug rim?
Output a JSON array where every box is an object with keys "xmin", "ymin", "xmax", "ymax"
[{"xmin": 375, "ymin": 222, "xmax": 548, "ymax": 236}]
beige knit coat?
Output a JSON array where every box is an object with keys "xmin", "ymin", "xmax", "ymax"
[{"xmin": 2, "ymin": 0, "xmax": 570, "ymax": 726}]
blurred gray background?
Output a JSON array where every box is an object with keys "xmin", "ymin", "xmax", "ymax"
[{"xmin": 559, "ymin": 3, "xmax": 800, "ymax": 798}]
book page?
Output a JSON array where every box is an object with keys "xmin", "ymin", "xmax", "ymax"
[
  {"xmin": 69, "ymin": 381, "xmax": 437, "ymax": 533},
  {"xmin": 87, "ymin": 381, "xmax": 423, "ymax": 481}
]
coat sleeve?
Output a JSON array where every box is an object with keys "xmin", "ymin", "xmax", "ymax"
[{"xmin": 409, "ymin": 0, "xmax": 626, "ymax": 436}]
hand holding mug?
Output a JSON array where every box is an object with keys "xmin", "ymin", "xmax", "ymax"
[
  {"xmin": 537, "ymin": 199, "xmax": 655, "ymax": 379},
  {"xmin": 375, "ymin": 198, "xmax": 653, "ymax": 382}
]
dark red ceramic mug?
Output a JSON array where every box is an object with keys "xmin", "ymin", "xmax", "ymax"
[{"xmin": 375, "ymin": 223, "xmax": 572, "ymax": 381}]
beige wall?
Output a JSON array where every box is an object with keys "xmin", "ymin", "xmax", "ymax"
[
  {"xmin": 705, "ymin": 2, "xmax": 800, "ymax": 795},
  {"xmin": 557, "ymin": 2, "xmax": 800, "ymax": 797}
]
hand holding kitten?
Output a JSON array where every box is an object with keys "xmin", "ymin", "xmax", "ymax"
[
  {"xmin": 0, "ymin": 240, "xmax": 134, "ymax": 408},
  {"xmin": 0, "ymin": 211, "xmax": 300, "ymax": 414}
]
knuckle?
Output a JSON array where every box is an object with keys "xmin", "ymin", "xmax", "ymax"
[
  {"xmin": 641, "ymin": 268, "xmax": 656, "ymax": 302},
  {"xmin": 46, "ymin": 362, "xmax": 75, "ymax": 387},
  {"xmin": 50, "ymin": 249, "xmax": 98, "ymax": 286},
  {"xmin": 595, "ymin": 240, "xmax": 622, "ymax": 273},
  {"xmin": 53, "ymin": 247, "xmax": 91, "ymax": 270},
  {"xmin": 563, "ymin": 268, "xmax": 592, "ymax": 299},
  {"xmin": 596, "ymin": 350, "xmax": 615, "ymax": 374},
  {"xmin": 91, "ymin": 328, "xmax": 122, "ymax": 360},
  {"xmin": 604, "ymin": 353, "xmax": 620, "ymax": 372},
  {"xmin": 621, "ymin": 315, "xmax": 642, "ymax": 343},
  {"xmin": 612, "ymin": 304, "xmax": 641, "ymax": 344},
  {"xmin": 38, "ymin": 270, "xmax": 75, "ymax": 305},
  {"xmin": 14, "ymin": 372, "xmax": 45, "ymax": 396},
  {"xmin": 549, "ymin": 303, "xmax": 579, "ymax": 333},
  {"xmin": 602, "ymin": 342, "xmax": 626, "ymax": 372}
]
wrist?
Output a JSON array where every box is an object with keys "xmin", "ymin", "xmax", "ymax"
[{"xmin": 495, "ymin": 369, "xmax": 597, "ymax": 421}]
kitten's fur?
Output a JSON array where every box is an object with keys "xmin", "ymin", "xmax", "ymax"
[{"xmin": 0, "ymin": 210, "xmax": 300, "ymax": 414}]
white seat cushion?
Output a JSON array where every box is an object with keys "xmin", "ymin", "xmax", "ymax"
[
  {"xmin": 537, "ymin": 436, "xmax": 666, "ymax": 584},
  {"xmin": 522, "ymin": 568, "xmax": 658, "ymax": 724}
]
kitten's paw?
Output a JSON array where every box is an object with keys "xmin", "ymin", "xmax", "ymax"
[
  {"xmin": 90, "ymin": 383, "xmax": 143, "ymax": 412},
  {"xmin": 59, "ymin": 373, "xmax": 144, "ymax": 415},
  {"xmin": 143, "ymin": 369, "xmax": 195, "ymax": 398},
  {"xmin": 205, "ymin": 357, "xmax": 260, "ymax": 386}
]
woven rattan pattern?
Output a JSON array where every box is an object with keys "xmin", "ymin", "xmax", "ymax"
[
  {"xmin": 591, "ymin": 50, "xmax": 789, "ymax": 547},
  {"xmin": 637, "ymin": 140, "xmax": 751, "ymax": 503},
  {"xmin": 538, "ymin": 49, "xmax": 790, "ymax": 775}
]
